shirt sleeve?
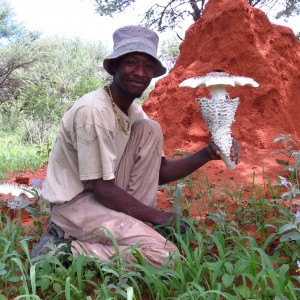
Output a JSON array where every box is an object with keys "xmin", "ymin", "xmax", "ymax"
[{"xmin": 75, "ymin": 103, "xmax": 117, "ymax": 181}]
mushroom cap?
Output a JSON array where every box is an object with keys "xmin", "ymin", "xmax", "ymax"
[{"xmin": 179, "ymin": 71, "xmax": 259, "ymax": 88}]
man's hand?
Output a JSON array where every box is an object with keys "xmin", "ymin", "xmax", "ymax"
[
  {"xmin": 154, "ymin": 211, "xmax": 190, "ymax": 234},
  {"xmin": 206, "ymin": 138, "xmax": 240, "ymax": 165}
]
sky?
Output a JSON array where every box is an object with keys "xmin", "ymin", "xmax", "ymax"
[
  {"xmin": 7, "ymin": 0, "xmax": 180, "ymax": 48},
  {"xmin": 7, "ymin": 0, "xmax": 300, "ymax": 49}
]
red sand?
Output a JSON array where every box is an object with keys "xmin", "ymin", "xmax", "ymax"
[{"xmin": 143, "ymin": 0, "xmax": 300, "ymax": 190}]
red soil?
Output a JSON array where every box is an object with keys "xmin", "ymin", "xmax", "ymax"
[{"xmin": 143, "ymin": 0, "xmax": 300, "ymax": 196}]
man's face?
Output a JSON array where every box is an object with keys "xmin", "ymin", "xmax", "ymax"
[{"xmin": 112, "ymin": 52, "xmax": 156, "ymax": 98}]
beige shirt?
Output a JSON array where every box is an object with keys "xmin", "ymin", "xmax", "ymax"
[{"xmin": 42, "ymin": 88, "xmax": 148, "ymax": 204}]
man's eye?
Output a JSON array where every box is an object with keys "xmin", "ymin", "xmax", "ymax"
[
  {"xmin": 126, "ymin": 60, "xmax": 136, "ymax": 65},
  {"xmin": 146, "ymin": 64, "xmax": 154, "ymax": 70}
]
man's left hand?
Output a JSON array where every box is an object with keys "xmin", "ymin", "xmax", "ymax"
[{"xmin": 207, "ymin": 138, "xmax": 240, "ymax": 165}]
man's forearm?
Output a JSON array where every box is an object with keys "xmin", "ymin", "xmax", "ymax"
[
  {"xmin": 159, "ymin": 146, "xmax": 212, "ymax": 184},
  {"xmin": 93, "ymin": 179, "xmax": 165, "ymax": 225}
]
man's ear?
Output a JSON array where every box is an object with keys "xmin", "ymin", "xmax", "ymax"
[
  {"xmin": 110, "ymin": 60, "xmax": 118, "ymax": 75},
  {"xmin": 110, "ymin": 66, "xmax": 116, "ymax": 75}
]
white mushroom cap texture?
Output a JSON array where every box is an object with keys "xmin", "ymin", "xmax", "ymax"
[{"xmin": 179, "ymin": 71, "xmax": 259, "ymax": 88}]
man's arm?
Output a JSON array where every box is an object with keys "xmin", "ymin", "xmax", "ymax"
[
  {"xmin": 159, "ymin": 140, "xmax": 240, "ymax": 185},
  {"xmin": 92, "ymin": 179, "xmax": 183, "ymax": 227}
]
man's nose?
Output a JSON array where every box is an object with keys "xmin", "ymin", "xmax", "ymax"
[{"xmin": 134, "ymin": 64, "xmax": 147, "ymax": 77}]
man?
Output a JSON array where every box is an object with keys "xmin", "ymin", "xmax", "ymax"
[{"xmin": 31, "ymin": 25, "xmax": 239, "ymax": 268}]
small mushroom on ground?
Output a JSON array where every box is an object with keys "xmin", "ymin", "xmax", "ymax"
[{"xmin": 179, "ymin": 71, "xmax": 259, "ymax": 170}]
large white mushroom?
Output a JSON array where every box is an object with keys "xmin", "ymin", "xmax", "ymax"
[{"xmin": 179, "ymin": 71, "xmax": 259, "ymax": 170}]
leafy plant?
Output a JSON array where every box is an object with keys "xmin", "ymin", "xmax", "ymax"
[
  {"xmin": 272, "ymin": 133, "xmax": 300, "ymax": 182},
  {"xmin": 1, "ymin": 137, "xmax": 300, "ymax": 298}
]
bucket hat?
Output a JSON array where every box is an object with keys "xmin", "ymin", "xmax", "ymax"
[{"xmin": 103, "ymin": 25, "xmax": 166, "ymax": 78}]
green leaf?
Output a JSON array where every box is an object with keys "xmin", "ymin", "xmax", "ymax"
[
  {"xmin": 133, "ymin": 249, "xmax": 145, "ymax": 267},
  {"xmin": 7, "ymin": 275, "xmax": 21, "ymax": 282},
  {"xmin": 234, "ymin": 285, "xmax": 251, "ymax": 298},
  {"xmin": 278, "ymin": 223, "xmax": 297, "ymax": 234},
  {"xmin": 234, "ymin": 259, "xmax": 250, "ymax": 275},
  {"xmin": 30, "ymin": 265, "xmax": 37, "ymax": 295},
  {"xmin": 280, "ymin": 231, "xmax": 300, "ymax": 242},
  {"xmin": 172, "ymin": 203, "xmax": 182, "ymax": 215},
  {"xmin": 222, "ymin": 273, "xmax": 235, "ymax": 288},
  {"xmin": 17, "ymin": 199, "xmax": 32, "ymax": 209},
  {"xmin": 65, "ymin": 277, "xmax": 71, "ymax": 300},
  {"xmin": 281, "ymin": 192, "xmax": 292, "ymax": 200},
  {"xmin": 25, "ymin": 207, "xmax": 40, "ymax": 217},
  {"xmin": 174, "ymin": 183, "xmax": 184, "ymax": 200},
  {"xmin": 274, "ymin": 296, "xmax": 290, "ymax": 300},
  {"xmin": 53, "ymin": 282, "xmax": 62, "ymax": 293},
  {"xmin": 275, "ymin": 159, "xmax": 289, "ymax": 166},
  {"xmin": 37, "ymin": 278, "xmax": 50, "ymax": 292}
]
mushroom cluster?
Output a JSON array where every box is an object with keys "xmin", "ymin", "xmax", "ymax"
[{"xmin": 179, "ymin": 71, "xmax": 259, "ymax": 170}]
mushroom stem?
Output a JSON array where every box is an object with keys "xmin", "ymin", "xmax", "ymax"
[{"xmin": 210, "ymin": 86, "xmax": 228, "ymax": 100}]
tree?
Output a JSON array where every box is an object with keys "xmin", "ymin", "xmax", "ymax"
[
  {"xmin": 274, "ymin": 0, "xmax": 300, "ymax": 19},
  {"xmin": 159, "ymin": 37, "xmax": 180, "ymax": 70},
  {"xmin": 0, "ymin": 36, "xmax": 50, "ymax": 102},
  {"xmin": 94, "ymin": 0, "xmax": 206, "ymax": 32},
  {"xmin": 0, "ymin": 36, "xmax": 108, "ymax": 143},
  {"xmin": 0, "ymin": 0, "xmax": 43, "ymax": 102},
  {"xmin": 94, "ymin": 0, "xmax": 300, "ymax": 32},
  {"xmin": 0, "ymin": 0, "xmax": 17, "ymax": 39},
  {"xmin": 17, "ymin": 37, "xmax": 107, "ymax": 122}
]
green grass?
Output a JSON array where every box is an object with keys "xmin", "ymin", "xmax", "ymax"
[
  {"xmin": 0, "ymin": 176, "xmax": 300, "ymax": 299},
  {"xmin": 0, "ymin": 135, "xmax": 300, "ymax": 299},
  {"xmin": 0, "ymin": 134, "xmax": 47, "ymax": 181}
]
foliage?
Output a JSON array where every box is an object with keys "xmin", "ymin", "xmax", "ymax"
[
  {"xmin": 0, "ymin": 0, "xmax": 42, "ymax": 102},
  {"xmin": 272, "ymin": 134, "xmax": 300, "ymax": 182},
  {"xmin": 0, "ymin": 134, "xmax": 47, "ymax": 181},
  {"xmin": 0, "ymin": 134, "xmax": 300, "ymax": 298},
  {"xmin": 0, "ymin": 36, "xmax": 108, "ymax": 146},
  {"xmin": 94, "ymin": 0, "xmax": 206, "ymax": 32},
  {"xmin": 159, "ymin": 36, "xmax": 180, "ymax": 71},
  {"xmin": 0, "ymin": 171, "xmax": 300, "ymax": 298},
  {"xmin": 274, "ymin": 0, "xmax": 300, "ymax": 19},
  {"xmin": 0, "ymin": 3, "xmax": 110, "ymax": 177},
  {"xmin": 18, "ymin": 38, "xmax": 106, "ymax": 130},
  {"xmin": 0, "ymin": 0, "xmax": 31, "ymax": 41},
  {"xmin": 0, "ymin": 0, "xmax": 19, "ymax": 39},
  {"xmin": 1, "ymin": 2, "xmax": 109, "ymax": 148},
  {"xmin": 0, "ymin": 34, "xmax": 47, "ymax": 102},
  {"xmin": 94, "ymin": 0, "xmax": 300, "ymax": 32}
]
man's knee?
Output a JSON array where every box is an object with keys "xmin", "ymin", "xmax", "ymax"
[{"xmin": 139, "ymin": 241, "xmax": 178, "ymax": 268}]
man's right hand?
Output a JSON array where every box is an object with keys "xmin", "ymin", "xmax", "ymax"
[
  {"xmin": 93, "ymin": 179, "xmax": 191, "ymax": 231},
  {"xmin": 155, "ymin": 211, "xmax": 190, "ymax": 234}
]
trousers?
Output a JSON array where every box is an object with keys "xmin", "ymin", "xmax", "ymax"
[{"xmin": 51, "ymin": 119, "xmax": 178, "ymax": 268}]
